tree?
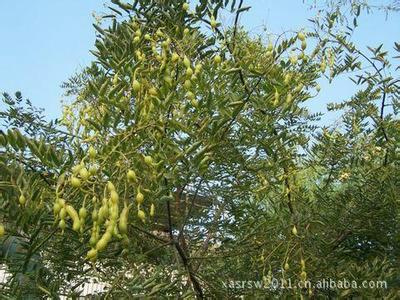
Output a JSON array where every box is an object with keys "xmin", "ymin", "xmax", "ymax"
[{"xmin": 1, "ymin": 0, "xmax": 399, "ymax": 298}]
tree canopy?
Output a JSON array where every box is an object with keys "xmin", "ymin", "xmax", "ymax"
[{"xmin": 1, "ymin": 0, "xmax": 399, "ymax": 298}]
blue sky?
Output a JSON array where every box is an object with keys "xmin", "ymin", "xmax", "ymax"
[{"xmin": 0, "ymin": 1, "xmax": 399, "ymax": 122}]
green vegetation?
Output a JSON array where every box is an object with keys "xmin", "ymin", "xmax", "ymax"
[{"xmin": 1, "ymin": 0, "xmax": 399, "ymax": 298}]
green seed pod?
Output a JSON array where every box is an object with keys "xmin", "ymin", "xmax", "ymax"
[
  {"xmin": 92, "ymin": 208, "xmax": 98, "ymax": 221},
  {"xmin": 297, "ymin": 31, "xmax": 305, "ymax": 41},
  {"xmin": 284, "ymin": 73, "xmax": 291, "ymax": 85},
  {"xmin": 295, "ymin": 83, "xmax": 303, "ymax": 93},
  {"xmin": 127, "ymin": 170, "xmax": 137, "ymax": 182},
  {"xmin": 329, "ymin": 53, "xmax": 335, "ymax": 67},
  {"xmin": 284, "ymin": 262, "xmax": 290, "ymax": 271},
  {"xmin": 72, "ymin": 164, "xmax": 82, "ymax": 175},
  {"xmin": 183, "ymin": 56, "xmax": 191, "ymax": 68},
  {"xmin": 79, "ymin": 168, "xmax": 90, "ymax": 181},
  {"xmin": 70, "ymin": 176, "xmax": 81, "ymax": 188},
  {"xmin": 112, "ymin": 74, "xmax": 119, "ymax": 85},
  {"xmin": 66, "ymin": 205, "xmax": 81, "ymax": 232},
  {"xmin": 98, "ymin": 205, "xmax": 109, "ymax": 224},
  {"xmin": 0, "ymin": 224, "xmax": 5, "ymax": 237},
  {"xmin": 184, "ymin": 79, "xmax": 192, "ymax": 90},
  {"xmin": 58, "ymin": 198, "xmax": 65, "ymax": 207},
  {"xmin": 0, "ymin": 134, "xmax": 7, "ymax": 147},
  {"xmin": 292, "ymin": 225, "xmax": 298, "ymax": 235},
  {"xmin": 89, "ymin": 235, "xmax": 98, "ymax": 247},
  {"xmin": 132, "ymin": 80, "xmax": 141, "ymax": 92},
  {"xmin": 110, "ymin": 204, "xmax": 119, "ymax": 221},
  {"xmin": 171, "ymin": 52, "xmax": 180, "ymax": 63},
  {"xmin": 300, "ymin": 271, "xmax": 307, "ymax": 281},
  {"xmin": 19, "ymin": 194, "xmax": 26, "ymax": 206},
  {"xmin": 60, "ymin": 207, "xmax": 67, "ymax": 219},
  {"xmin": 194, "ymin": 63, "xmax": 202, "ymax": 74},
  {"xmin": 199, "ymin": 155, "xmax": 211, "ymax": 167},
  {"xmin": 59, "ymin": 219, "xmax": 66, "ymax": 230},
  {"xmin": 144, "ymin": 155, "xmax": 153, "ymax": 165},
  {"xmin": 119, "ymin": 205, "xmax": 130, "ymax": 235},
  {"xmin": 274, "ymin": 90, "xmax": 280, "ymax": 106},
  {"xmin": 320, "ymin": 61, "xmax": 326, "ymax": 73},
  {"xmin": 95, "ymin": 237, "xmax": 109, "ymax": 251},
  {"xmin": 161, "ymin": 38, "xmax": 171, "ymax": 48},
  {"xmin": 286, "ymin": 93, "xmax": 293, "ymax": 104},
  {"xmin": 107, "ymin": 181, "xmax": 115, "ymax": 192},
  {"xmin": 186, "ymin": 91, "xmax": 195, "ymax": 100},
  {"xmin": 72, "ymin": 219, "xmax": 81, "ymax": 232},
  {"xmin": 138, "ymin": 209, "xmax": 146, "ymax": 223},
  {"xmin": 136, "ymin": 191, "xmax": 144, "ymax": 205},
  {"xmin": 110, "ymin": 190, "xmax": 119, "ymax": 204},
  {"xmin": 301, "ymin": 258, "xmax": 306, "ymax": 270},
  {"xmin": 103, "ymin": 230, "xmax": 113, "ymax": 243},
  {"xmin": 214, "ymin": 55, "xmax": 222, "ymax": 64},
  {"xmin": 148, "ymin": 87, "xmax": 158, "ymax": 96},
  {"xmin": 107, "ymin": 219, "xmax": 116, "ymax": 231},
  {"xmin": 86, "ymin": 248, "xmax": 97, "ymax": 261},
  {"xmin": 66, "ymin": 205, "xmax": 79, "ymax": 220},
  {"xmin": 90, "ymin": 225, "xmax": 100, "ymax": 246},
  {"xmin": 88, "ymin": 146, "xmax": 97, "ymax": 159},
  {"xmin": 89, "ymin": 165, "xmax": 98, "ymax": 175},
  {"xmin": 164, "ymin": 75, "xmax": 173, "ymax": 85},
  {"xmin": 79, "ymin": 207, "xmax": 87, "ymax": 219},
  {"xmin": 210, "ymin": 16, "xmax": 217, "ymax": 29},
  {"xmin": 53, "ymin": 201, "xmax": 62, "ymax": 215},
  {"xmin": 156, "ymin": 28, "xmax": 163, "ymax": 37},
  {"xmin": 301, "ymin": 40, "xmax": 307, "ymax": 50},
  {"xmin": 113, "ymin": 226, "xmax": 120, "ymax": 238},
  {"xmin": 186, "ymin": 67, "xmax": 193, "ymax": 77},
  {"xmin": 190, "ymin": 99, "xmax": 199, "ymax": 108},
  {"xmin": 267, "ymin": 42, "xmax": 273, "ymax": 52}
]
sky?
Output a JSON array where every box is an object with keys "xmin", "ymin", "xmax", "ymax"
[{"xmin": 0, "ymin": 1, "xmax": 399, "ymax": 123}]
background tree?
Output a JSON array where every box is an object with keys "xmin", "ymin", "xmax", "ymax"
[{"xmin": 0, "ymin": 0, "xmax": 399, "ymax": 298}]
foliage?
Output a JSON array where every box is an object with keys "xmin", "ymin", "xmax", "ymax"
[{"xmin": 0, "ymin": 0, "xmax": 399, "ymax": 298}]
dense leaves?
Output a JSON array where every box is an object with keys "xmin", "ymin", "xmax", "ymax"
[{"xmin": 1, "ymin": 0, "xmax": 399, "ymax": 298}]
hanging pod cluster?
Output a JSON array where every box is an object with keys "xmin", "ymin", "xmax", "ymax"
[
  {"xmin": 0, "ymin": 224, "xmax": 5, "ymax": 238},
  {"xmin": 86, "ymin": 181, "xmax": 122, "ymax": 261},
  {"xmin": 53, "ymin": 198, "xmax": 84, "ymax": 233},
  {"xmin": 51, "ymin": 146, "xmax": 159, "ymax": 262}
]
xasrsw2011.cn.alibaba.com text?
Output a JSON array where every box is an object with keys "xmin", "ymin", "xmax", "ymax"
[{"xmin": 223, "ymin": 278, "xmax": 388, "ymax": 291}]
